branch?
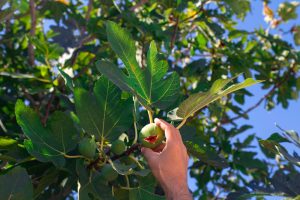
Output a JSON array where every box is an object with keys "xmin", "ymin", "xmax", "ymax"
[
  {"xmin": 21, "ymin": 86, "xmax": 39, "ymax": 108},
  {"xmin": 111, "ymin": 143, "xmax": 141, "ymax": 161},
  {"xmin": 72, "ymin": 56, "xmax": 96, "ymax": 80},
  {"xmin": 69, "ymin": 35, "xmax": 96, "ymax": 66},
  {"xmin": 42, "ymin": 90, "xmax": 56, "ymax": 126},
  {"xmin": 85, "ymin": 0, "xmax": 93, "ymax": 21},
  {"xmin": 170, "ymin": 15, "xmax": 179, "ymax": 51},
  {"xmin": 180, "ymin": 0, "xmax": 208, "ymax": 23},
  {"xmin": 223, "ymin": 67, "xmax": 295, "ymax": 124},
  {"xmin": 28, "ymin": 0, "xmax": 36, "ymax": 66}
]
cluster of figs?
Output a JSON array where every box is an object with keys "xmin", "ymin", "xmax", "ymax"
[{"xmin": 77, "ymin": 123, "xmax": 165, "ymax": 180}]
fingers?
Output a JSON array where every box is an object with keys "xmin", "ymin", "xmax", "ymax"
[
  {"xmin": 141, "ymin": 147, "xmax": 158, "ymax": 167},
  {"xmin": 152, "ymin": 143, "xmax": 166, "ymax": 152},
  {"xmin": 154, "ymin": 118, "xmax": 179, "ymax": 141}
]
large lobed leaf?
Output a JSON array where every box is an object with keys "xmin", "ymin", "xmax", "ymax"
[
  {"xmin": 0, "ymin": 167, "xmax": 33, "ymax": 200},
  {"xmin": 15, "ymin": 100, "xmax": 79, "ymax": 167},
  {"xmin": 96, "ymin": 21, "xmax": 180, "ymax": 110},
  {"xmin": 168, "ymin": 75, "xmax": 263, "ymax": 124},
  {"xmin": 76, "ymin": 160, "xmax": 113, "ymax": 200},
  {"xmin": 185, "ymin": 141, "xmax": 228, "ymax": 168},
  {"xmin": 74, "ymin": 76, "xmax": 133, "ymax": 141}
]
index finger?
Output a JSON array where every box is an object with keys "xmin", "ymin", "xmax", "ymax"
[{"xmin": 154, "ymin": 118, "xmax": 179, "ymax": 141}]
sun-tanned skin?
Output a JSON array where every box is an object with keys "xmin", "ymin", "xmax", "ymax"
[{"xmin": 141, "ymin": 118, "xmax": 193, "ymax": 200}]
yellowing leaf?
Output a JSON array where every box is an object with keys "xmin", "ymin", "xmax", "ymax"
[{"xmin": 168, "ymin": 75, "xmax": 263, "ymax": 128}]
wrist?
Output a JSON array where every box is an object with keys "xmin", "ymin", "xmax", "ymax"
[{"xmin": 164, "ymin": 182, "xmax": 192, "ymax": 200}]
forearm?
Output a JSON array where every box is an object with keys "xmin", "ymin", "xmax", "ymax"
[
  {"xmin": 167, "ymin": 190, "xmax": 193, "ymax": 200},
  {"xmin": 164, "ymin": 182, "xmax": 193, "ymax": 200}
]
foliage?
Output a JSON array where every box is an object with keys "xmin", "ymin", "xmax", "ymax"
[{"xmin": 0, "ymin": 0, "xmax": 300, "ymax": 199}]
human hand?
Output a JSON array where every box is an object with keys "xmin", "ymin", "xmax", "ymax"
[{"xmin": 141, "ymin": 118, "xmax": 192, "ymax": 200}]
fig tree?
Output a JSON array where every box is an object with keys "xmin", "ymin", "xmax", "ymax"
[
  {"xmin": 78, "ymin": 136, "xmax": 97, "ymax": 159},
  {"xmin": 111, "ymin": 140, "xmax": 126, "ymax": 155},
  {"xmin": 139, "ymin": 123, "xmax": 164, "ymax": 149},
  {"xmin": 101, "ymin": 164, "xmax": 118, "ymax": 182}
]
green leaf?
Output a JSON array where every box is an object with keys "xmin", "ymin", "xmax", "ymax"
[
  {"xmin": 76, "ymin": 160, "xmax": 113, "ymax": 200},
  {"xmin": 96, "ymin": 21, "xmax": 180, "ymax": 109},
  {"xmin": 58, "ymin": 67, "xmax": 74, "ymax": 91},
  {"xmin": 185, "ymin": 141, "xmax": 228, "ymax": 168},
  {"xmin": 15, "ymin": 100, "xmax": 79, "ymax": 167},
  {"xmin": 277, "ymin": 124, "xmax": 300, "ymax": 147},
  {"xmin": 129, "ymin": 174, "xmax": 165, "ymax": 200},
  {"xmin": 0, "ymin": 7, "xmax": 14, "ymax": 23},
  {"xmin": 260, "ymin": 139, "xmax": 300, "ymax": 166},
  {"xmin": 224, "ymin": 0, "xmax": 251, "ymax": 20},
  {"xmin": 0, "ymin": 167, "xmax": 33, "ymax": 200},
  {"xmin": 33, "ymin": 168, "xmax": 60, "ymax": 198},
  {"xmin": 74, "ymin": 76, "xmax": 133, "ymax": 141},
  {"xmin": 278, "ymin": 2, "xmax": 299, "ymax": 22},
  {"xmin": 293, "ymin": 26, "xmax": 300, "ymax": 46},
  {"xmin": 266, "ymin": 132, "xmax": 290, "ymax": 143},
  {"xmin": 171, "ymin": 76, "xmax": 262, "ymax": 124},
  {"xmin": 0, "ymin": 72, "xmax": 51, "ymax": 83},
  {"xmin": 108, "ymin": 159, "xmax": 134, "ymax": 175}
]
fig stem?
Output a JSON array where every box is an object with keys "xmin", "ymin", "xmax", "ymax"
[
  {"xmin": 64, "ymin": 154, "xmax": 85, "ymax": 159},
  {"xmin": 147, "ymin": 110, "xmax": 153, "ymax": 123},
  {"xmin": 100, "ymin": 135, "xmax": 104, "ymax": 151},
  {"xmin": 125, "ymin": 175, "xmax": 130, "ymax": 188},
  {"xmin": 132, "ymin": 109, "xmax": 138, "ymax": 145},
  {"xmin": 176, "ymin": 119, "xmax": 187, "ymax": 129},
  {"xmin": 129, "ymin": 155, "xmax": 144, "ymax": 169}
]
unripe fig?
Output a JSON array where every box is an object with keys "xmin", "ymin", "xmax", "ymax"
[
  {"xmin": 101, "ymin": 164, "xmax": 118, "ymax": 182},
  {"xmin": 78, "ymin": 136, "xmax": 96, "ymax": 159},
  {"xmin": 139, "ymin": 123, "xmax": 164, "ymax": 149},
  {"xmin": 111, "ymin": 140, "xmax": 126, "ymax": 155}
]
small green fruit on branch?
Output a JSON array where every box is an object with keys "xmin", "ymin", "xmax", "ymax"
[
  {"xmin": 78, "ymin": 136, "xmax": 97, "ymax": 159},
  {"xmin": 111, "ymin": 140, "xmax": 126, "ymax": 156},
  {"xmin": 139, "ymin": 123, "xmax": 164, "ymax": 149},
  {"xmin": 111, "ymin": 143, "xmax": 141, "ymax": 161}
]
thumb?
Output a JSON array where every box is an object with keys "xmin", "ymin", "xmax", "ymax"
[{"xmin": 141, "ymin": 147, "xmax": 158, "ymax": 166}]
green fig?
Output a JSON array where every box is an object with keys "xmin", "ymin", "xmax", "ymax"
[
  {"xmin": 111, "ymin": 140, "xmax": 126, "ymax": 155},
  {"xmin": 78, "ymin": 136, "xmax": 97, "ymax": 159},
  {"xmin": 139, "ymin": 123, "xmax": 164, "ymax": 149}
]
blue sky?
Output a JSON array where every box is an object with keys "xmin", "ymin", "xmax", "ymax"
[{"xmin": 188, "ymin": 0, "xmax": 300, "ymax": 197}]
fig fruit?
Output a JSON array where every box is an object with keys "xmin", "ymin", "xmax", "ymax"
[
  {"xmin": 78, "ymin": 136, "xmax": 96, "ymax": 159},
  {"xmin": 111, "ymin": 140, "xmax": 126, "ymax": 155},
  {"xmin": 101, "ymin": 164, "xmax": 118, "ymax": 182},
  {"xmin": 139, "ymin": 123, "xmax": 164, "ymax": 149}
]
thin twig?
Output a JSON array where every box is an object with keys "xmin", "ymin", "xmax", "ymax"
[
  {"xmin": 28, "ymin": 0, "xmax": 36, "ymax": 66},
  {"xmin": 180, "ymin": 0, "xmax": 208, "ymax": 23},
  {"xmin": 21, "ymin": 86, "xmax": 39, "ymax": 107},
  {"xmin": 42, "ymin": 90, "xmax": 56, "ymax": 126},
  {"xmin": 170, "ymin": 15, "xmax": 179, "ymax": 51},
  {"xmin": 85, "ymin": 0, "xmax": 93, "ymax": 21},
  {"xmin": 72, "ymin": 56, "xmax": 96, "ymax": 80}
]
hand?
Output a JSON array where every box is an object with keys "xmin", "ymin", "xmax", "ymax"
[{"xmin": 141, "ymin": 118, "xmax": 192, "ymax": 200}]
